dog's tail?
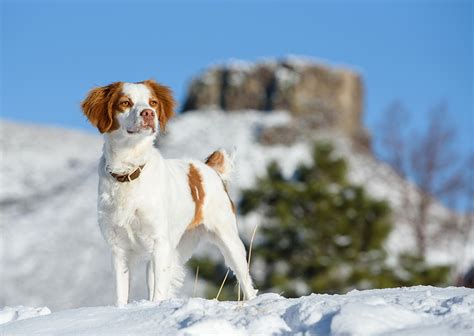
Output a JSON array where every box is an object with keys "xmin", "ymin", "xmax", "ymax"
[{"xmin": 205, "ymin": 149, "xmax": 234, "ymax": 182}]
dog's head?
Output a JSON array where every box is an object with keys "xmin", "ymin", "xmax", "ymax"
[{"xmin": 81, "ymin": 80, "xmax": 175, "ymax": 137}]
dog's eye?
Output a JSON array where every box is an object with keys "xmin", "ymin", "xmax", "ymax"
[
  {"xmin": 121, "ymin": 101, "xmax": 131, "ymax": 107},
  {"xmin": 150, "ymin": 100, "xmax": 158, "ymax": 107}
]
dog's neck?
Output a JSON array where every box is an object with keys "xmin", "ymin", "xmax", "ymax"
[{"xmin": 103, "ymin": 132, "xmax": 155, "ymax": 174}]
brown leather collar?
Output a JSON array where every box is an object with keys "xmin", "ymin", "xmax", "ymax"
[{"xmin": 108, "ymin": 165, "xmax": 145, "ymax": 183}]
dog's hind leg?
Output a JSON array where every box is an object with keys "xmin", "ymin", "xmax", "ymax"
[
  {"xmin": 177, "ymin": 226, "xmax": 204, "ymax": 264},
  {"xmin": 207, "ymin": 212, "xmax": 258, "ymax": 300},
  {"xmin": 148, "ymin": 252, "xmax": 183, "ymax": 300},
  {"xmin": 165, "ymin": 227, "xmax": 204, "ymax": 297}
]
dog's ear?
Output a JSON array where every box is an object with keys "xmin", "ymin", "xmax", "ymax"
[
  {"xmin": 143, "ymin": 80, "xmax": 176, "ymax": 131},
  {"xmin": 81, "ymin": 82, "xmax": 122, "ymax": 133}
]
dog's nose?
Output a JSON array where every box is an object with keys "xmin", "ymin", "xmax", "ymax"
[{"xmin": 140, "ymin": 109, "xmax": 155, "ymax": 118}]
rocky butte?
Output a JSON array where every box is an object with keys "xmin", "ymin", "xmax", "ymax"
[{"xmin": 182, "ymin": 57, "xmax": 370, "ymax": 148}]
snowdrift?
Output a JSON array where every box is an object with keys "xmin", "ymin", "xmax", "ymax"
[{"xmin": 1, "ymin": 287, "xmax": 473, "ymax": 335}]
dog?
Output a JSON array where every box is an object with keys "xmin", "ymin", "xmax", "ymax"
[{"xmin": 81, "ymin": 80, "xmax": 257, "ymax": 305}]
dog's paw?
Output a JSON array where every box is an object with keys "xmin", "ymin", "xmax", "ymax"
[
  {"xmin": 151, "ymin": 292, "xmax": 169, "ymax": 303},
  {"xmin": 246, "ymin": 289, "xmax": 258, "ymax": 300},
  {"xmin": 116, "ymin": 301, "xmax": 127, "ymax": 308}
]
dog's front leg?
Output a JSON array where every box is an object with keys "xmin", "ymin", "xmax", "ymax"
[
  {"xmin": 113, "ymin": 253, "xmax": 130, "ymax": 307},
  {"xmin": 151, "ymin": 239, "xmax": 172, "ymax": 302}
]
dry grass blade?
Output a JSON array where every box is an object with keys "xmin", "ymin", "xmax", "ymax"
[
  {"xmin": 248, "ymin": 223, "xmax": 259, "ymax": 268},
  {"xmin": 193, "ymin": 266, "xmax": 199, "ymax": 297},
  {"xmin": 215, "ymin": 268, "xmax": 230, "ymax": 300},
  {"xmin": 239, "ymin": 223, "xmax": 259, "ymax": 301}
]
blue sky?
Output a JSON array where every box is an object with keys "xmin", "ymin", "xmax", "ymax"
[{"xmin": 1, "ymin": 1, "xmax": 472, "ymax": 157}]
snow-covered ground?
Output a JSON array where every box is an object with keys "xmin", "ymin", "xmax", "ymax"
[
  {"xmin": 1, "ymin": 286, "xmax": 473, "ymax": 335},
  {"xmin": 0, "ymin": 112, "xmax": 472, "ymax": 311}
]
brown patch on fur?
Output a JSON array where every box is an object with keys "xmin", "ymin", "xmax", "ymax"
[
  {"xmin": 205, "ymin": 150, "xmax": 235, "ymax": 213},
  {"xmin": 187, "ymin": 164, "xmax": 206, "ymax": 230},
  {"xmin": 81, "ymin": 82, "xmax": 123, "ymax": 133},
  {"xmin": 205, "ymin": 151, "xmax": 226, "ymax": 175},
  {"xmin": 142, "ymin": 80, "xmax": 176, "ymax": 130}
]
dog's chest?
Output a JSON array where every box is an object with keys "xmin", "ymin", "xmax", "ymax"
[
  {"xmin": 123, "ymin": 209, "xmax": 157, "ymax": 253},
  {"xmin": 99, "ymin": 179, "xmax": 163, "ymax": 252},
  {"xmin": 98, "ymin": 157, "xmax": 197, "ymax": 253}
]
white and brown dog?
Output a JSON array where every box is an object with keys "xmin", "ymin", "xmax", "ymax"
[{"xmin": 81, "ymin": 80, "xmax": 257, "ymax": 305}]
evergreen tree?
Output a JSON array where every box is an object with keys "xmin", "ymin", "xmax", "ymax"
[{"xmin": 191, "ymin": 143, "xmax": 450, "ymax": 299}]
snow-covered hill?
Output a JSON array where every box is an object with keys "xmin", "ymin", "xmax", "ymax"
[
  {"xmin": 1, "ymin": 287, "xmax": 473, "ymax": 335},
  {"xmin": 0, "ymin": 112, "xmax": 472, "ymax": 311}
]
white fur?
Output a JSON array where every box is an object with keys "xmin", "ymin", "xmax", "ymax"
[{"xmin": 95, "ymin": 83, "xmax": 257, "ymax": 305}]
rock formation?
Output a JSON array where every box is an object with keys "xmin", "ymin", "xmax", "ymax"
[{"xmin": 182, "ymin": 57, "xmax": 370, "ymax": 147}]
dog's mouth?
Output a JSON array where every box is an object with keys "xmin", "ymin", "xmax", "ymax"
[{"xmin": 127, "ymin": 125, "xmax": 156, "ymax": 134}]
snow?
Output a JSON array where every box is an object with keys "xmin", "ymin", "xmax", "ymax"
[
  {"xmin": 331, "ymin": 301, "xmax": 422, "ymax": 335},
  {"xmin": 0, "ymin": 306, "xmax": 50, "ymax": 325},
  {"xmin": 1, "ymin": 287, "xmax": 473, "ymax": 335},
  {"xmin": 0, "ymin": 112, "xmax": 472, "ymax": 312}
]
